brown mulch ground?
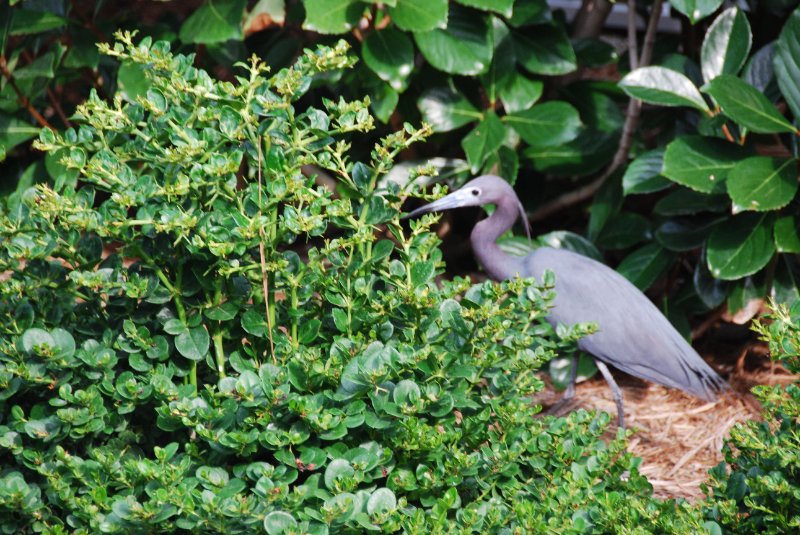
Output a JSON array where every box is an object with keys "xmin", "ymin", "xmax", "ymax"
[{"xmin": 533, "ymin": 344, "xmax": 797, "ymax": 501}]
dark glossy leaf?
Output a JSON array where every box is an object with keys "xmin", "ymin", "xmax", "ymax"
[
  {"xmin": 662, "ymin": 135, "xmax": 741, "ymax": 193},
  {"xmin": 700, "ymin": 7, "xmax": 751, "ymax": 82},
  {"xmin": 414, "ymin": 6, "xmax": 492, "ymax": 75},
  {"xmin": 726, "ymin": 157, "xmax": 797, "ymax": 212},
  {"xmin": 513, "ymin": 25, "xmax": 576, "ymax": 75},
  {"xmin": 367, "ymin": 80, "xmax": 399, "ymax": 123},
  {"xmin": 362, "ymin": 28, "xmax": 414, "ymax": 91},
  {"xmin": 498, "ymin": 72, "xmax": 543, "ymax": 113},
  {"xmin": 504, "ymin": 101, "xmax": 582, "ymax": 147},
  {"xmin": 117, "ymin": 62, "xmax": 151, "ymax": 102},
  {"xmin": 772, "ymin": 255, "xmax": 800, "ymax": 305},
  {"xmin": 619, "ymin": 66, "xmax": 709, "ymax": 112},
  {"xmin": 616, "ymin": 243, "xmax": 676, "ymax": 290},
  {"xmin": 588, "ymin": 171, "xmax": 622, "ymax": 241},
  {"xmin": 622, "ymin": 149, "xmax": 671, "ymax": 195},
  {"xmin": 654, "ymin": 188, "xmax": 729, "ymax": 215},
  {"xmin": 417, "ymin": 86, "xmax": 481, "ymax": 132},
  {"xmin": 707, "ymin": 213, "xmax": 775, "ymax": 280},
  {"xmin": 573, "ymin": 38, "xmax": 619, "ymax": 68},
  {"xmin": 596, "ymin": 212, "xmax": 651, "ymax": 250},
  {"xmin": 524, "ymin": 129, "xmax": 616, "ymax": 176},
  {"xmin": 10, "ymin": 9, "xmax": 67, "ymax": 35},
  {"xmin": 508, "ymin": 0, "xmax": 550, "ymax": 27},
  {"xmin": 669, "ymin": 0, "xmax": 722, "ymax": 24},
  {"xmin": 536, "ymin": 231, "xmax": 602, "ymax": 261},
  {"xmin": 0, "ymin": 114, "xmax": 38, "ymax": 154},
  {"xmin": 461, "ymin": 111, "xmax": 506, "ymax": 172},
  {"xmin": 455, "ymin": 0, "xmax": 513, "ymax": 16},
  {"xmin": 744, "ymin": 43, "xmax": 776, "ymax": 92},
  {"xmin": 656, "ymin": 216, "xmax": 726, "ymax": 252},
  {"xmin": 175, "ymin": 326, "xmax": 210, "ymax": 361},
  {"xmin": 390, "ymin": 0, "xmax": 447, "ymax": 32},
  {"xmin": 703, "ymin": 75, "xmax": 796, "ymax": 134},
  {"xmin": 774, "ymin": 215, "xmax": 800, "ymax": 253},
  {"xmin": 775, "ymin": 7, "xmax": 800, "ymax": 121},
  {"xmin": 694, "ymin": 250, "xmax": 729, "ymax": 308},
  {"xmin": 180, "ymin": 0, "xmax": 247, "ymax": 43}
]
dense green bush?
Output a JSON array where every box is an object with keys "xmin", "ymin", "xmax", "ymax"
[
  {"xmin": 0, "ymin": 35, "xmax": 712, "ymax": 533},
  {"xmin": 702, "ymin": 302, "xmax": 800, "ymax": 533}
]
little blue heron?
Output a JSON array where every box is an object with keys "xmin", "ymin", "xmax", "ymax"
[{"xmin": 406, "ymin": 175, "xmax": 728, "ymax": 427}]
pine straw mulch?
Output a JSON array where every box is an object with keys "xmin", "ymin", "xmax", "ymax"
[{"xmin": 532, "ymin": 345, "xmax": 798, "ymax": 501}]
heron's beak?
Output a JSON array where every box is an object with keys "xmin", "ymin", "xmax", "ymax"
[{"xmin": 403, "ymin": 189, "xmax": 473, "ymax": 219}]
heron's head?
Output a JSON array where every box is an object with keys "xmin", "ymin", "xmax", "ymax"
[{"xmin": 405, "ymin": 174, "xmax": 522, "ymax": 219}]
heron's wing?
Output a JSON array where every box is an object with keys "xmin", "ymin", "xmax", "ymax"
[{"xmin": 527, "ymin": 248, "xmax": 727, "ymax": 400}]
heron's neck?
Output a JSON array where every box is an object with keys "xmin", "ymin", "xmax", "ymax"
[{"xmin": 471, "ymin": 197, "xmax": 524, "ymax": 281}]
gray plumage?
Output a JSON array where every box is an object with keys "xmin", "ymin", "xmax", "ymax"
[{"xmin": 407, "ymin": 175, "xmax": 728, "ymax": 427}]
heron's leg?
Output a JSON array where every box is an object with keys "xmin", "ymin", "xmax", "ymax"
[
  {"xmin": 563, "ymin": 354, "xmax": 578, "ymax": 400},
  {"xmin": 594, "ymin": 360, "xmax": 625, "ymax": 429},
  {"xmin": 545, "ymin": 355, "xmax": 579, "ymax": 416}
]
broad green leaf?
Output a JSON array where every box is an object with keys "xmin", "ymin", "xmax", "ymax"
[
  {"xmin": 417, "ymin": 86, "xmax": 481, "ymax": 132},
  {"xmin": 117, "ymin": 62, "xmax": 151, "ymax": 102},
  {"xmin": 775, "ymin": 215, "xmax": 800, "ymax": 253},
  {"xmin": 514, "ymin": 25, "xmax": 576, "ymax": 75},
  {"xmin": 455, "ymin": 0, "xmax": 513, "ymax": 17},
  {"xmin": 390, "ymin": 0, "xmax": 447, "ymax": 32},
  {"xmin": 662, "ymin": 135, "xmax": 741, "ymax": 193},
  {"xmin": 180, "ymin": 0, "xmax": 247, "ymax": 43},
  {"xmin": 726, "ymin": 157, "xmax": 797, "ymax": 212},
  {"xmin": 0, "ymin": 114, "xmax": 38, "ymax": 154},
  {"xmin": 694, "ymin": 250, "xmax": 729, "ymax": 308},
  {"xmin": 773, "ymin": 255, "xmax": 800, "ymax": 305},
  {"xmin": 301, "ymin": 0, "xmax": 363, "ymax": 34},
  {"xmin": 508, "ymin": 0, "xmax": 550, "ymax": 27},
  {"xmin": 669, "ymin": 0, "xmax": 723, "ymax": 24},
  {"xmin": 367, "ymin": 488, "xmax": 398, "ymax": 515},
  {"xmin": 775, "ymin": 7, "xmax": 800, "ymax": 121},
  {"xmin": 175, "ymin": 326, "xmax": 210, "ymax": 361},
  {"xmin": 537, "ymin": 231, "xmax": 602, "ymax": 261},
  {"xmin": 588, "ymin": 171, "xmax": 622, "ymax": 241},
  {"xmin": 367, "ymin": 81, "xmax": 399, "ymax": 123},
  {"xmin": 596, "ymin": 212, "xmax": 651, "ymax": 250},
  {"xmin": 744, "ymin": 43, "xmax": 775, "ymax": 92},
  {"xmin": 504, "ymin": 101, "xmax": 582, "ymax": 147},
  {"xmin": 700, "ymin": 7, "xmax": 751, "ymax": 83},
  {"xmin": 656, "ymin": 216, "xmax": 726, "ymax": 252},
  {"xmin": 461, "ymin": 111, "xmax": 506, "ymax": 172},
  {"xmin": 619, "ymin": 66, "xmax": 709, "ymax": 112},
  {"xmin": 498, "ymin": 73, "xmax": 543, "ymax": 113},
  {"xmin": 707, "ymin": 213, "xmax": 775, "ymax": 280},
  {"xmin": 616, "ymin": 243, "xmax": 676, "ymax": 290},
  {"xmin": 20, "ymin": 328, "xmax": 54, "ymax": 354},
  {"xmin": 362, "ymin": 28, "xmax": 414, "ymax": 91},
  {"xmin": 703, "ymin": 75, "xmax": 796, "ymax": 133},
  {"xmin": 414, "ymin": 6, "xmax": 493, "ymax": 75},
  {"xmin": 573, "ymin": 38, "xmax": 619, "ymax": 68},
  {"xmin": 264, "ymin": 511, "xmax": 298, "ymax": 534},
  {"xmin": 10, "ymin": 9, "xmax": 66, "ymax": 35},
  {"xmin": 654, "ymin": 187, "xmax": 729, "ymax": 215},
  {"xmin": 324, "ymin": 458, "xmax": 355, "ymax": 490},
  {"xmin": 525, "ymin": 129, "xmax": 616, "ymax": 176},
  {"xmin": 13, "ymin": 51, "xmax": 57, "ymax": 80},
  {"xmin": 481, "ymin": 17, "xmax": 514, "ymax": 105},
  {"xmin": 622, "ymin": 149, "xmax": 671, "ymax": 195}
]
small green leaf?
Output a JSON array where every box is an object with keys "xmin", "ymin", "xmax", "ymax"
[
  {"xmin": 707, "ymin": 213, "xmax": 775, "ymax": 280},
  {"xmin": 662, "ymin": 135, "xmax": 741, "ymax": 193},
  {"xmin": 619, "ymin": 66, "xmax": 709, "ymax": 112},
  {"xmin": 513, "ymin": 25, "xmax": 576, "ymax": 75},
  {"xmin": 703, "ymin": 75, "xmax": 796, "ymax": 134},
  {"xmin": 175, "ymin": 326, "xmax": 210, "ymax": 361},
  {"xmin": 0, "ymin": 114, "xmax": 39, "ymax": 154},
  {"xmin": 417, "ymin": 86, "xmax": 481, "ymax": 132},
  {"xmin": 410, "ymin": 260, "xmax": 435, "ymax": 287},
  {"xmin": 669, "ymin": 0, "xmax": 722, "ymax": 24},
  {"xmin": 504, "ymin": 101, "xmax": 582, "ymax": 147},
  {"xmin": 775, "ymin": 7, "xmax": 800, "ymax": 121},
  {"xmin": 362, "ymin": 28, "xmax": 414, "ymax": 91},
  {"xmin": 461, "ymin": 111, "xmax": 506, "ymax": 172},
  {"xmin": 324, "ymin": 459, "xmax": 355, "ymax": 490},
  {"xmin": 180, "ymin": 0, "xmax": 247, "ymax": 43},
  {"xmin": 622, "ymin": 149, "xmax": 671, "ymax": 195},
  {"xmin": 726, "ymin": 157, "xmax": 797, "ymax": 212},
  {"xmin": 414, "ymin": 6, "xmax": 493, "ymax": 75},
  {"xmin": 774, "ymin": 216, "xmax": 800, "ymax": 253},
  {"xmin": 616, "ymin": 243, "xmax": 676, "ymax": 290},
  {"xmin": 20, "ymin": 328, "xmax": 55, "ymax": 354},
  {"xmin": 596, "ymin": 212, "xmax": 651, "ymax": 250},
  {"xmin": 498, "ymin": 73, "xmax": 543, "ymax": 114},
  {"xmin": 390, "ymin": 0, "xmax": 447, "ymax": 32},
  {"xmin": 700, "ymin": 7, "xmax": 752, "ymax": 82}
]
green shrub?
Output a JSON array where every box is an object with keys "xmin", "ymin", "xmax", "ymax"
[
  {"xmin": 703, "ymin": 302, "xmax": 800, "ymax": 533},
  {"xmin": 0, "ymin": 34, "xmax": 711, "ymax": 533}
]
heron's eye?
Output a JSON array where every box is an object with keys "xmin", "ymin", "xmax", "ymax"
[{"xmin": 471, "ymin": 189, "xmax": 480, "ymax": 196}]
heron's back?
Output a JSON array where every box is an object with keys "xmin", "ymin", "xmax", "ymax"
[{"xmin": 526, "ymin": 247, "xmax": 727, "ymax": 400}]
